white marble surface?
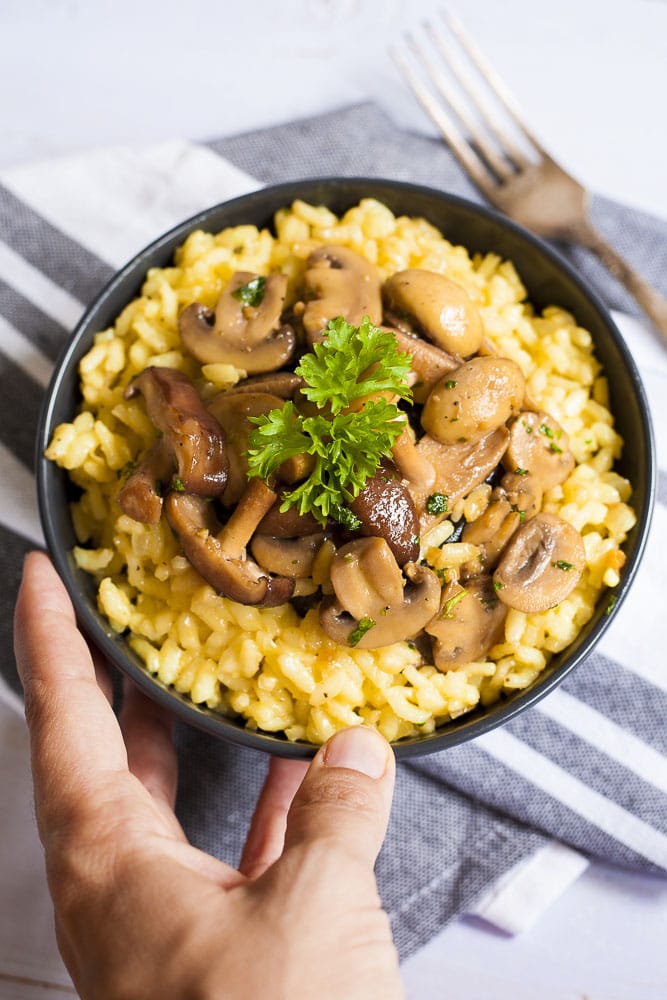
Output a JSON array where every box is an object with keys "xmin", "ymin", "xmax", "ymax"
[{"xmin": 2, "ymin": 0, "xmax": 667, "ymax": 996}]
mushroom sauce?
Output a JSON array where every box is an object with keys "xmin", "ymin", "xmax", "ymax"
[{"xmin": 46, "ymin": 198, "xmax": 636, "ymax": 744}]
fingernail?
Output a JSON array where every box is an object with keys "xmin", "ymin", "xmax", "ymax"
[{"xmin": 323, "ymin": 726, "xmax": 389, "ymax": 779}]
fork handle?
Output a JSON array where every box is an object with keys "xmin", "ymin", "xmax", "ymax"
[{"xmin": 575, "ymin": 223, "xmax": 667, "ymax": 345}]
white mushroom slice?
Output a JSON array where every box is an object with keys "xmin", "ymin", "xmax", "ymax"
[
  {"xmin": 302, "ymin": 245, "xmax": 382, "ymax": 341},
  {"xmin": 426, "ymin": 576, "xmax": 507, "ymax": 670},
  {"xmin": 421, "ymin": 356, "xmax": 525, "ymax": 446},
  {"xmin": 493, "ymin": 513, "xmax": 585, "ymax": 613},
  {"xmin": 462, "ymin": 495, "xmax": 523, "ymax": 572},
  {"xmin": 383, "ymin": 269, "xmax": 484, "ymax": 356},
  {"xmin": 503, "ymin": 411, "xmax": 575, "ymax": 491}
]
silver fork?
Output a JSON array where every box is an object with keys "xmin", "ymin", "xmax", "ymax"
[{"xmin": 392, "ymin": 11, "xmax": 667, "ymax": 345}]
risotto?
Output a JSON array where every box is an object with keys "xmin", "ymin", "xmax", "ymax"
[{"xmin": 45, "ymin": 198, "xmax": 636, "ymax": 744}]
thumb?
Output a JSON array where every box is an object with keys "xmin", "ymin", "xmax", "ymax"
[{"xmin": 282, "ymin": 726, "xmax": 395, "ymax": 869}]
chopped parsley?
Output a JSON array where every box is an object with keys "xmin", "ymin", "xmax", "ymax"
[
  {"xmin": 231, "ymin": 275, "xmax": 266, "ymax": 307},
  {"xmin": 553, "ymin": 559, "xmax": 574, "ymax": 571},
  {"xmin": 514, "ymin": 467, "xmax": 529, "ymax": 476},
  {"xmin": 605, "ymin": 594, "xmax": 618, "ymax": 616},
  {"xmin": 247, "ymin": 317, "xmax": 412, "ymax": 527},
  {"xmin": 444, "ymin": 379, "xmax": 457, "ymax": 389},
  {"xmin": 493, "ymin": 580, "xmax": 504, "ymax": 591},
  {"xmin": 426, "ymin": 492, "xmax": 449, "ymax": 515},
  {"xmin": 539, "ymin": 423, "xmax": 554, "ymax": 438},
  {"xmin": 349, "ymin": 616, "xmax": 376, "ymax": 646},
  {"xmin": 549, "ymin": 443, "xmax": 563, "ymax": 454},
  {"xmin": 441, "ymin": 588, "xmax": 468, "ymax": 619},
  {"xmin": 172, "ymin": 478, "xmax": 185, "ymax": 492}
]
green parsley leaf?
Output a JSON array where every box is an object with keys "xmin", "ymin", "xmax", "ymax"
[
  {"xmin": 295, "ymin": 316, "xmax": 412, "ymax": 415},
  {"xmin": 553, "ymin": 559, "xmax": 574, "ymax": 571},
  {"xmin": 426, "ymin": 492, "xmax": 449, "ymax": 515},
  {"xmin": 539, "ymin": 423, "xmax": 554, "ymax": 438},
  {"xmin": 514, "ymin": 467, "xmax": 529, "ymax": 476},
  {"xmin": 493, "ymin": 580, "xmax": 503, "ymax": 591},
  {"xmin": 231, "ymin": 276, "xmax": 266, "ymax": 307},
  {"xmin": 349, "ymin": 617, "xmax": 376, "ymax": 646},
  {"xmin": 172, "ymin": 478, "xmax": 185, "ymax": 492},
  {"xmin": 444, "ymin": 379, "xmax": 457, "ymax": 389},
  {"xmin": 605, "ymin": 594, "xmax": 618, "ymax": 616},
  {"xmin": 549, "ymin": 442, "xmax": 563, "ymax": 454},
  {"xmin": 246, "ymin": 319, "xmax": 412, "ymax": 528}
]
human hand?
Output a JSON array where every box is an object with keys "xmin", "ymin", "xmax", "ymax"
[{"xmin": 14, "ymin": 552, "xmax": 402, "ymax": 1000}]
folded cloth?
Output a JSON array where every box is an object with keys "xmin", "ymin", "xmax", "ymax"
[{"xmin": 0, "ymin": 103, "xmax": 666, "ymax": 964}]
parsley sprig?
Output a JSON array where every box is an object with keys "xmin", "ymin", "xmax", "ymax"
[{"xmin": 246, "ymin": 317, "xmax": 412, "ymax": 527}]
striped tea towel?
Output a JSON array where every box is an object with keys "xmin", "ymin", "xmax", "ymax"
[{"xmin": 1, "ymin": 104, "xmax": 666, "ymax": 963}]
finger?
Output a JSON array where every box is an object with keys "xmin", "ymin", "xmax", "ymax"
[
  {"xmin": 91, "ymin": 646, "xmax": 113, "ymax": 705},
  {"xmin": 281, "ymin": 726, "xmax": 395, "ymax": 873},
  {"xmin": 13, "ymin": 552, "xmax": 130, "ymax": 839},
  {"xmin": 239, "ymin": 757, "xmax": 309, "ymax": 878},
  {"xmin": 119, "ymin": 678, "xmax": 179, "ymax": 812}
]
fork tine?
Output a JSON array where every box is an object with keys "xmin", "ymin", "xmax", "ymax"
[
  {"xmin": 391, "ymin": 44, "xmax": 496, "ymax": 197},
  {"xmin": 407, "ymin": 29, "xmax": 513, "ymax": 181},
  {"xmin": 443, "ymin": 10, "xmax": 549, "ymax": 159}
]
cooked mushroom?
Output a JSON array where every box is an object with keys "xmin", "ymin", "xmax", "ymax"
[
  {"xmin": 179, "ymin": 271, "xmax": 295, "ymax": 374},
  {"xmin": 223, "ymin": 371, "xmax": 305, "ymax": 400},
  {"xmin": 251, "ymin": 532, "xmax": 326, "ymax": 578},
  {"xmin": 461, "ymin": 493, "xmax": 523, "ymax": 572},
  {"xmin": 206, "ymin": 391, "xmax": 285, "ymax": 508},
  {"xmin": 383, "ymin": 269, "xmax": 484, "ymax": 357},
  {"xmin": 124, "ymin": 366, "xmax": 228, "ymax": 497},
  {"xmin": 257, "ymin": 493, "xmax": 322, "ymax": 538},
  {"xmin": 409, "ymin": 427, "xmax": 510, "ymax": 531},
  {"xmin": 349, "ymin": 465, "xmax": 420, "ymax": 566},
  {"xmin": 500, "ymin": 471, "xmax": 543, "ymax": 520},
  {"xmin": 425, "ymin": 576, "xmax": 507, "ymax": 670},
  {"xmin": 421, "ymin": 356, "xmax": 525, "ymax": 446},
  {"xmin": 390, "ymin": 426, "xmax": 437, "ymax": 490},
  {"xmin": 117, "ymin": 439, "xmax": 172, "ymax": 524},
  {"xmin": 503, "ymin": 411, "xmax": 575, "ymax": 491},
  {"xmin": 493, "ymin": 512, "xmax": 585, "ymax": 613},
  {"xmin": 165, "ymin": 478, "xmax": 294, "ymax": 607},
  {"xmin": 302, "ymin": 245, "xmax": 382, "ymax": 341},
  {"xmin": 320, "ymin": 537, "xmax": 441, "ymax": 648},
  {"xmin": 389, "ymin": 327, "xmax": 459, "ymax": 404}
]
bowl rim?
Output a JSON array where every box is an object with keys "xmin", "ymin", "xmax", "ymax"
[{"xmin": 37, "ymin": 176, "xmax": 656, "ymax": 759}]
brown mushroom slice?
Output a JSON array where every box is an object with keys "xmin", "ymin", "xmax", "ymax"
[
  {"xmin": 250, "ymin": 532, "xmax": 325, "ymax": 579},
  {"xmin": 390, "ymin": 328, "xmax": 459, "ymax": 404},
  {"xmin": 166, "ymin": 480, "xmax": 294, "ymax": 607},
  {"xmin": 493, "ymin": 513, "xmax": 585, "ymax": 613},
  {"xmin": 223, "ymin": 371, "xmax": 305, "ymax": 400},
  {"xmin": 349, "ymin": 466, "xmax": 420, "ymax": 566},
  {"xmin": 206, "ymin": 391, "xmax": 285, "ymax": 508},
  {"xmin": 117, "ymin": 439, "xmax": 173, "ymax": 524},
  {"xmin": 179, "ymin": 270, "xmax": 295, "ymax": 374},
  {"xmin": 257, "ymin": 494, "xmax": 322, "ymax": 538},
  {"xmin": 503, "ymin": 411, "xmax": 575, "ymax": 491},
  {"xmin": 383, "ymin": 269, "xmax": 484, "ymax": 357},
  {"xmin": 410, "ymin": 427, "xmax": 510, "ymax": 530},
  {"xmin": 321, "ymin": 545, "xmax": 441, "ymax": 649},
  {"xmin": 426, "ymin": 576, "xmax": 507, "ymax": 670},
  {"xmin": 302, "ymin": 245, "xmax": 382, "ymax": 341},
  {"xmin": 391, "ymin": 425, "xmax": 436, "ymax": 490},
  {"xmin": 421, "ymin": 356, "xmax": 525, "ymax": 446},
  {"xmin": 462, "ymin": 494, "xmax": 522, "ymax": 572},
  {"xmin": 500, "ymin": 471, "xmax": 543, "ymax": 520},
  {"xmin": 125, "ymin": 367, "xmax": 228, "ymax": 497}
]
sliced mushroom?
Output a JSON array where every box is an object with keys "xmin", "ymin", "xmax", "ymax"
[
  {"xmin": 383, "ymin": 269, "xmax": 484, "ymax": 357},
  {"xmin": 500, "ymin": 471, "xmax": 543, "ymax": 520},
  {"xmin": 250, "ymin": 532, "xmax": 326, "ymax": 578},
  {"xmin": 165, "ymin": 479, "xmax": 294, "ymax": 607},
  {"xmin": 257, "ymin": 493, "xmax": 322, "ymax": 538},
  {"xmin": 389, "ymin": 327, "xmax": 459, "ymax": 404},
  {"xmin": 125, "ymin": 367, "xmax": 228, "ymax": 497},
  {"xmin": 179, "ymin": 271, "xmax": 295, "ymax": 374},
  {"xmin": 302, "ymin": 245, "xmax": 382, "ymax": 341},
  {"xmin": 391, "ymin": 426, "xmax": 436, "ymax": 490},
  {"xmin": 493, "ymin": 512, "xmax": 585, "ymax": 613},
  {"xmin": 349, "ymin": 465, "xmax": 420, "ymax": 566},
  {"xmin": 425, "ymin": 576, "xmax": 507, "ymax": 670},
  {"xmin": 223, "ymin": 371, "xmax": 305, "ymax": 400},
  {"xmin": 461, "ymin": 493, "xmax": 522, "ymax": 572},
  {"xmin": 503, "ymin": 411, "xmax": 575, "ymax": 491},
  {"xmin": 117, "ymin": 439, "xmax": 173, "ymax": 524},
  {"xmin": 206, "ymin": 391, "xmax": 285, "ymax": 508},
  {"xmin": 410, "ymin": 427, "xmax": 510, "ymax": 532},
  {"xmin": 320, "ymin": 538, "xmax": 441, "ymax": 648},
  {"xmin": 421, "ymin": 356, "xmax": 525, "ymax": 446}
]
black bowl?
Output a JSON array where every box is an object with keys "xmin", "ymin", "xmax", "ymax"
[{"xmin": 37, "ymin": 177, "xmax": 655, "ymax": 759}]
